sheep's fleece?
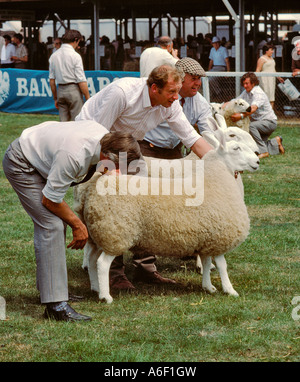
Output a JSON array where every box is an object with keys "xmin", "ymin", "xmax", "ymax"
[{"xmin": 74, "ymin": 151, "xmax": 250, "ymax": 262}]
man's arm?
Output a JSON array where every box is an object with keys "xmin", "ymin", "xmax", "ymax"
[
  {"xmin": 191, "ymin": 137, "xmax": 213, "ymax": 158},
  {"xmin": 49, "ymin": 78, "xmax": 59, "ymax": 110},
  {"xmin": 78, "ymin": 81, "xmax": 90, "ymax": 101},
  {"xmin": 231, "ymin": 105, "xmax": 258, "ymax": 123},
  {"xmin": 225, "ymin": 56, "xmax": 230, "ymax": 71},
  {"xmin": 42, "ymin": 196, "xmax": 88, "ymax": 250}
]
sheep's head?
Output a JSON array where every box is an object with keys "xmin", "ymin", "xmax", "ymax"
[
  {"xmin": 207, "ymin": 115, "xmax": 258, "ymax": 154},
  {"xmin": 225, "ymin": 126, "xmax": 259, "ymax": 154},
  {"xmin": 220, "ymin": 140, "xmax": 260, "ymax": 174},
  {"xmin": 233, "ymin": 99, "xmax": 251, "ymax": 113},
  {"xmin": 203, "ymin": 117, "xmax": 259, "ymax": 174}
]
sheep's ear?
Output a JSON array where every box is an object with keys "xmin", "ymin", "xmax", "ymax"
[
  {"xmin": 207, "ymin": 116, "xmax": 220, "ymax": 132},
  {"xmin": 201, "ymin": 131, "xmax": 220, "ymax": 149},
  {"xmin": 214, "ymin": 114, "xmax": 227, "ymax": 130}
]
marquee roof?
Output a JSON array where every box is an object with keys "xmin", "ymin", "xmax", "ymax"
[{"xmin": 0, "ymin": 0, "xmax": 299, "ymax": 22}]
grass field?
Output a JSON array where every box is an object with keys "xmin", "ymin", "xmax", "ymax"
[{"xmin": 0, "ymin": 112, "xmax": 299, "ymax": 363}]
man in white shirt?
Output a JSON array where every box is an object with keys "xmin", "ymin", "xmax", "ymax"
[
  {"xmin": 2, "ymin": 121, "xmax": 141, "ymax": 321},
  {"xmin": 11, "ymin": 33, "xmax": 28, "ymax": 69},
  {"xmin": 76, "ymin": 64, "xmax": 213, "ymax": 290},
  {"xmin": 229, "ymin": 72, "xmax": 284, "ymax": 159},
  {"xmin": 76, "ymin": 65, "xmax": 211, "ymax": 159},
  {"xmin": 49, "ymin": 29, "xmax": 90, "ymax": 121},
  {"xmin": 0, "ymin": 35, "xmax": 16, "ymax": 68},
  {"xmin": 140, "ymin": 57, "xmax": 212, "ymax": 159},
  {"xmin": 139, "ymin": 36, "xmax": 179, "ymax": 77}
]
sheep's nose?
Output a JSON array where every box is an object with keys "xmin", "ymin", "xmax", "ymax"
[
  {"xmin": 255, "ymin": 151, "xmax": 259, "ymax": 156},
  {"xmin": 246, "ymin": 106, "xmax": 251, "ymax": 112}
]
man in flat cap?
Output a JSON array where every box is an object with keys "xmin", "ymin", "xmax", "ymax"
[{"xmin": 139, "ymin": 57, "xmax": 212, "ymax": 159}]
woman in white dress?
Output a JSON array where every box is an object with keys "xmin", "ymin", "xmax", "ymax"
[{"xmin": 256, "ymin": 43, "xmax": 283, "ymax": 109}]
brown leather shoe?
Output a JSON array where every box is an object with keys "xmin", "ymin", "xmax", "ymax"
[
  {"xmin": 258, "ymin": 152, "xmax": 269, "ymax": 159},
  {"xmin": 275, "ymin": 136, "xmax": 285, "ymax": 154},
  {"xmin": 110, "ymin": 275, "xmax": 136, "ymax": 291},
  {"xmin": 134, "ymin": 270, "xmax": 176, "ymax": 284}
]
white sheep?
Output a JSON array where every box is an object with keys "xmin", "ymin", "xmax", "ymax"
[
  {"xmin": 211, "ymin": 99, "xmax": 251, "ymax": 132},
  {"xmin": 74, "ymin": 126, "xmax": 259, "ymax": 304},
  {"xmin": 81, "ymin": 115, "xmax": 258, "ymax": 275},
  {"xmin": 145, "ymin": 115, "xmax": 258, "ymax": 275}
]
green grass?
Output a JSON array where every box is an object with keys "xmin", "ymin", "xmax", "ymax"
[{"xmin": 0, "ymin": 112, "xmax": 299, "ymax": 363}]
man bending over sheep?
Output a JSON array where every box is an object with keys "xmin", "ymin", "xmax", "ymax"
[
  {"xmin": 2, "ymin": 122, "xmax": 141, "ymax": 321},
  {"xmin": 75, "ymin": 65, "xmax": 213, "ymax": 290}
]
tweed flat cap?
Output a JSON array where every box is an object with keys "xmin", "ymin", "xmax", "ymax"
[{"xmin": 175, "ymin": 57, "xmax": 206, "ymax": 77}]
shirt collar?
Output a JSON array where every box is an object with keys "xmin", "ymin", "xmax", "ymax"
[
  {"xmin": 142, "ymin": 81, "xmax": 153, "ymax": 108},
  {"xmin": 91, "ymin": 143, "xmax": 101, "ymax": 165},
  {"xmin": 62, "ymin": 43, "xmax": 75, "ymax": 51},
  {"xmin": 248, "ymin": 85, "xmax": 259, "ymax": 96}
]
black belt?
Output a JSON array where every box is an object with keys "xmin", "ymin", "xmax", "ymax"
[{"xmin": 58, "ymin": 83, "xmax": 77, "ymax": 86}]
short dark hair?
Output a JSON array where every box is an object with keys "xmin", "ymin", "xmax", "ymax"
[
  {"xmin": 100, "ymin": 132, "xmax": 141, "ymax": 170},
  {"xmin": 262, "ymin": 43, "xmax": 274, "ymax": 55},
  {"xmin": 13, "ymin": 33, "xmax": 23, "ymax": 42},
  {"xmin": 147, "ymin": 65, "xmax": 182, "ymax": 90},
  {"xmin": 3, "ymin": 35, "xmax": 11, "ymax": 42},
  {"xmin": 62, "ymin": 29, "xmax": 82, "ymax": 43},
  {"xmin": 241, "ymin": 72, "xmax": 259, "ymax": 87}
]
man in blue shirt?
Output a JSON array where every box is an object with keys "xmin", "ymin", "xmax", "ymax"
[{"xmin": 208, "ymin": 36, "xmax": 230, "ymax": 102}]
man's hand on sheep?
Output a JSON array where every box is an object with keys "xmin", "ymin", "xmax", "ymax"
[
  {"xmin": 42, "ymin": 196, "xmax": 89, "ymax": 250},
  {"xmin": 230, "ymin": 113, "xmax": 243, "ymax": 123}
]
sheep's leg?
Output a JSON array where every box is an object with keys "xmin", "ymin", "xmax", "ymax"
[
  {"xmin": 97, "ymin": 251, "xmax": 116, "ymax": 304},
  {"xmin": 201, "ymin": 255, "xmax": 217, "ymax": 294},
  {"xmin": 82, "ymin": 243, "xmax": 89, "ymax": 270},
  {"xmin": 196, "ymin": 255, "xmax": 216, "ymax": 274},
  {"xmin": 196, "ymin": 255, "xmax": 203, "ymax": 274},
  {"xmin": 214, "ymin": 254, "xmax": 239, "ymax": 297},
  {"xmin": 86, "ymin": 241, "xmax": 101, "ymax": 293}
]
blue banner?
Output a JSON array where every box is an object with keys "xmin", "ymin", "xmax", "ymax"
[{"xmin": 0, "ymin": 68, "xmax": 139, "ymax": 115}]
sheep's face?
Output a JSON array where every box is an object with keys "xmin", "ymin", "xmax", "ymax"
[
  {"xmin": 210, "ymin": 102, "xmax": 223, "ymax": 116},
  {"xmin": 225, "ymin": 127, "xmax": 259, "ymax": 154},
  {"xmin": 233, "ymin": 99, "xmax": 251, "ymax": 113},
  {"xmin": 223, "ymin": 141, "xmax": 260, "ymax": 173}
]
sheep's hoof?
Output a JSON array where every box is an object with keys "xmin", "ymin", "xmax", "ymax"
[
  {"xmin": 225, "ymin": 289, "xmax": 239, "ymax": 297},
  {"xmin": 99, "ymin": 295, "xmax": 113, "ymax": 304},
  {"xmin": 203, "ymin": 285, "xmax": 217, "ymax": 294}
]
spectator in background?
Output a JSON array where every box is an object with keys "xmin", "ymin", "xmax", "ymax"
[
  {"xmin": 208, "ymin": 36, "xmax": 230, "ymax": 72},
  {"xmin": 256, "ymin": 43, "xmax": 284, "ymax": 109},
  {"xmin": 1, "ymin": 35, "xmax": 16, "ymax": 68},
  {"xmin": 292, "ymin": 38, "xmax": 300, "ymax": 77},
  {"xmin": 139, "ymin": 36, "xmax": 179, "ymax": 77},
  {"xmin": 52, "ymin": 38, "xmax": 62, "ymax": 53},
  {"xmin": 49, "ymin": 29, "xmax": 90, "ymax": 121},
  {"xmin": 11, "ymin": 33, "xmax": 28, "ymax": 69},
  {"xmin": 208, "ymin": 36, "xmax": 230, "ymax": 102}
]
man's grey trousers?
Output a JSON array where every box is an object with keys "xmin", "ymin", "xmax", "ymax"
[{"xmin": 3, "ymin": 139, "xmax": 69, "ymax": 304}]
